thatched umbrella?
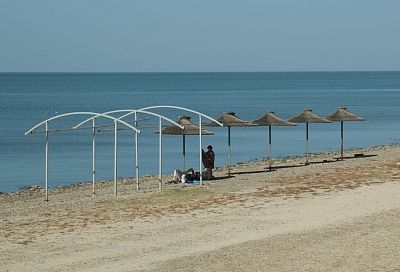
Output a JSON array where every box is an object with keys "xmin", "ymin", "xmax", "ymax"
[
  {"xmin": 326, "ymin": 107, "xmax": 365, "ymax": 160},
  {"xmin": 289, "ymin": 109, "xmax": 332, "ymax": 164},
  {"xmin": 252, "ymin": 112, "xmax": 296, "ymax": 170},
  {"xmin": 209, "ymin": 112, "xmax": 253, "ymax": 176},
  {"xmin": 157, "ymin": 116, "xmax": 214, "ymax": 171}
]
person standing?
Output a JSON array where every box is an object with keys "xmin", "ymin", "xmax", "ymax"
[{"xmin": 202, "ymin": 145, "xmax": 215, "ymax": 179}]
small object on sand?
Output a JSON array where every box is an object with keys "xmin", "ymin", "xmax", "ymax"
[{"xmin": 354, "ymin": 153, "xmax": 364, "ymax": 158}]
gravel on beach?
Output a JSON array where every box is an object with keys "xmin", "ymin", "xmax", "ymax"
[{"xmin": 1, "ymin": 144, "xmax": 400, "ymax": 271}]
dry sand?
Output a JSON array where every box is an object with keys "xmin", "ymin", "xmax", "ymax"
[{"xmin": 1, "ymin": 145, "xmax": 400, "ymax": 271}]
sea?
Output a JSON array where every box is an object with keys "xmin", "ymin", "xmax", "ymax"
[{"xmin": 1, "ymin": 72, "xmax": 400, "ymax": 193}]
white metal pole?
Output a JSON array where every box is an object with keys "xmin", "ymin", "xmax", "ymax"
[
  {"xmin": 45, "ymin": 121, "xmax": 49, "ymax": 202},
  {"xmin": 135, "ymin": 112, "xmax": 140, "ymax": 190},
  {"xmin": 92, "ymin": 118, "xmax": 96, "ymax": 196},
  {"xmin": 114, "ymin": 120, "xmax": 118, "ymax": 196},
  {"xmin": 199, "ymin": 114, "xmax": 203, "ymax": 185},
  {"xmin": 159, "ymin": 117, "xmax": 162, "ymax": 192}
]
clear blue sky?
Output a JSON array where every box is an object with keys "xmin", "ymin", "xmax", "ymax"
[{"xmin": 1, "ymin": 0, "xmax": 399, "ymax": 72}]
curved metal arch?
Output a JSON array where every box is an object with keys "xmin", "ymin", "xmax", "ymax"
[
  {"xmin": 72, "ymin": 109, "xmax": 186, "ymax": 192},
  {"xmin": 25, "ymin": 112, "xmax": 141, "ymax": 135},
  {"xmin": 139, "ymin": 105, "xmax": 224, "ymax": 127},
  {"xmin": 73, "ymin": 109, "xmax": 184, "ymax": 129},
  {"xmin": 24, "ymin": 111, "xmax": 141, "ymax": 202}
]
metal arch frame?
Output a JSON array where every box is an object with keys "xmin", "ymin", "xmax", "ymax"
[
  {"xmin": 139, "ymin": 105, "xmax": 223, "ymax": 126},
  {"xmin": 25, "ymin": 112, "xmax": 141, "ymax": 201},
  {"xmin": 25, "ymin": 112, "xmax": 140, "ymax": 135},
  {"xmin": 73, "ymin": 109, "xmax": 184, "ymax": 191},
  {"xmin": 139, "ymin": 105, "xmax": 224, "ymax": 186},
  {"xmin": 73, "ymin": 109, "xmax": 183, "ymax": 129}
]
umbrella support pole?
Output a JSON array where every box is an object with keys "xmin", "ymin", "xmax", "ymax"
[
  {"xmin": 340, "ymin": 121, "xmax": 344, "ymax": 160},
  {"xmin": 228, "ymin": 126, "xmax": 231, "ymax": 176},
  {"xmin": 183, "ymin": 135, "xmax": 186, "ymax": 172},
  {"xmin": 268, "ymin": 126, "xmax": 272, "ymax": 171},
  {"xmin": 305, "ymin": 122, "xmax": 309, "ymax": 165}
]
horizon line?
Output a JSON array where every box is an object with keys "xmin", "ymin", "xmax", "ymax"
[{"xmin": 1, "ymin": 70, "xmax": 400, "ymax": 74}]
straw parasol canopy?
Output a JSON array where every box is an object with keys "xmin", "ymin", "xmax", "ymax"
[
  {"xmin": 289, "ymin": 109, "xmax": 332, "ymax": 164},
  {"xmin": 252, "ymin": 112, "xmax": 296, "ymax": 170},
  {"xmin": 214, "ymin": 112, "xmax": 252, "ymax": 127},
  {"xmin": 157, "ymin": 116, "xmax": 213, "ymax": 171},
  {"xmin": 209, "ymin": 112, "xmax": 253, "ymax": 176},
  {"xmin": 326, "ymin": 107, "xmax": 365, "ymax": 160},
  {"xmin": 326, "ymin": 107, "xmax": 365, "ymax": 122}
]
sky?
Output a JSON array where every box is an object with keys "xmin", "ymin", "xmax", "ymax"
[{"xmin": 0, "ymin": 0, "xmax": 399, "ymax": 72}]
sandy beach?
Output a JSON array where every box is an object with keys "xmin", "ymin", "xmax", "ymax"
[{"xmin": 1, "ymin": 144, "xmax": 400, "ymax": 271}]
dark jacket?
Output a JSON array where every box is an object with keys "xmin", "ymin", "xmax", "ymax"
[{"xmin": 202, "ymin": 149, "xmax": 215, "ymax": 169}]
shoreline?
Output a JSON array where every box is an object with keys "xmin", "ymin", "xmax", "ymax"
[{"xmin": 1, "ymin": 142, "xmax": 396, "ymax": 197}]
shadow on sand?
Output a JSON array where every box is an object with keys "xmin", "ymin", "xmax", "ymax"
[
  {"xmin": 333, "ymin": 154, "xmax": 378, "ymax": 160},
  {"xmin": 207, "ymin": 175, "xmax": 236, "ymax": 181},
  {"xmin": 227, "ymin": 154, "xmax": 378, "ymax": 176}
]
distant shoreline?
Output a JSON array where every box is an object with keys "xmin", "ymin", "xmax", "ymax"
[{"xmin": 2, "ymin": 142, "xmax": 397, "ymax": 197}]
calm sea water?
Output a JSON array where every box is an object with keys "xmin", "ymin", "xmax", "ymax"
[{"xmin": 1, "ymin": 72, "xmax": 400, "ymax": 192}]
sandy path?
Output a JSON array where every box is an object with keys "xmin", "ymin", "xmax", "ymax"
[
  {"xmin": 2, "ymin": 181, "xmax": 399, "ymax": 271},
  {"xmin": 151, "ymin": 209, "xmax": 400, "ymax": 272}
]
